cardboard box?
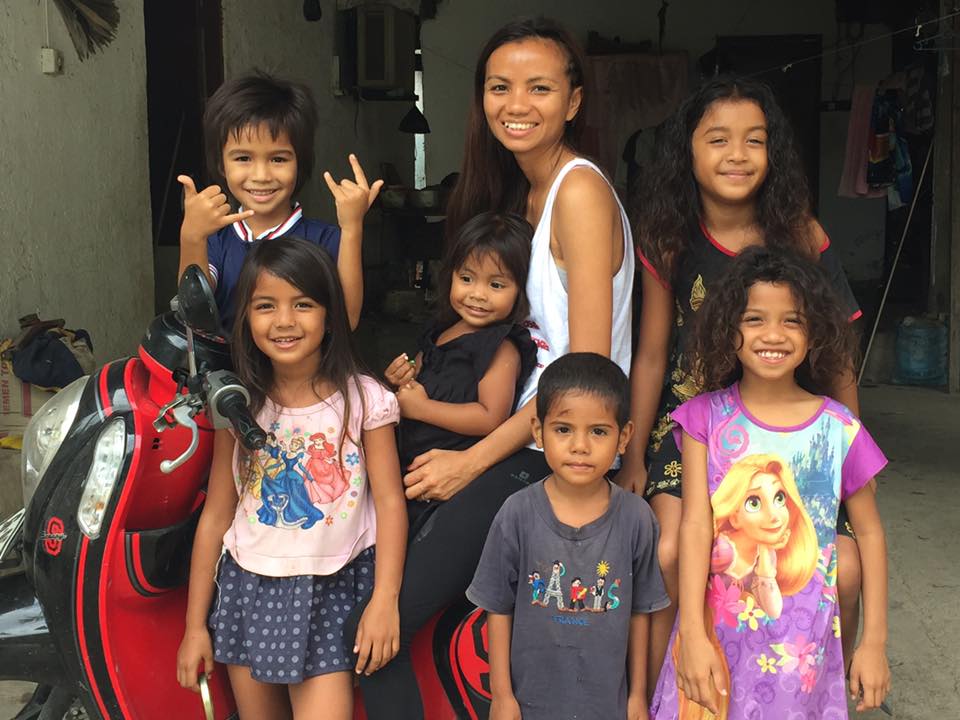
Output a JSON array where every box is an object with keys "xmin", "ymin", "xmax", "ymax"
[{"xmin": 0, "ymin": 362, "xmax": 55, "ymax": 432}]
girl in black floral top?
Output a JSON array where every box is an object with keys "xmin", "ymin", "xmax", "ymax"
[{"xmin": 624, "ymin": 76, "xmax": 866, "ymax": 693}]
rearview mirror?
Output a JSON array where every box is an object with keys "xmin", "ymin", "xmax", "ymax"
[{"xmin": 176, "ymin": 265, "xmax": 223, "ymax": 338}]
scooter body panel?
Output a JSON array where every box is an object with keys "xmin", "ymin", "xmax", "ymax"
[{"xmin": 23, "ymin": 356, "xmax": 236, "ymax": 719}]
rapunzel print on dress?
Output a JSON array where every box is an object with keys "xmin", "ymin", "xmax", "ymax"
[
  {"xmin": 670, "ymin": 453, "xmax": 818, "ymax": 719},
  {"xmin": 651, "ymin": 386, "xmax": 884, "ymax": 719}
]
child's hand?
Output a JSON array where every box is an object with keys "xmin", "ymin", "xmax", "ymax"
[
  {"xmin": 677, "ymin": 632, "xmax": 727, "ymax": 715},
  {"xmin": 627, "ymin": 693, "xmax": 650, "ymax": 720},
  {"xmin": 177, "ymin": 176, "xmax": 254, "ymax": 244},
  {"xmin": 396, "ymin": 380, "xmax": 429, "ymax": 419},
  {"xmin": 353, "ymin": 591, "xmax": 400, "ymax": 676},
  {"xmin": 324, "ymin": 154, "xmax": 384, "ymax": 230},
  {"xmin": 616, "ymin": 454, "xmax": 647, "ymax": 494},
  {"xmin": 849, "ymin": 642, "xmax": 890, "ymax": 712},
  {"xmin": 385, "ymin": 353, "xmax": 417, "ymax": 388},
  {"xmin": 489, "ymin": 694, "xmax": 522, "ymax": 720},
  {"xmin": 176, "ymin": 627, "xmax": 215, "ymax": 692}
]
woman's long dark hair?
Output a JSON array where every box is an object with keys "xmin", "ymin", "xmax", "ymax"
[
  {"xmin": 690, "ymin": 246, "xmax": 857, "ymax": 394},
  {"xmin": 445, "ymin": 16, "xmax": 590, "ymax": 238},
  {"xmin": 634, "ymin": 75, "xmax": 815, "ymax": 285},
  {"xmin": 231, "ymin": 237, "xmax": 374, "ymax": 463}
]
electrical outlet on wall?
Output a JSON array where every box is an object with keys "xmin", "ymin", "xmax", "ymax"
[{"xmin": 40, "ymin": 47, "xmax": 63, "ymax": 75}]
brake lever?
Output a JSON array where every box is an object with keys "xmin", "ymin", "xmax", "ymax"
[
  {"xmin": 153, "ymin": 393, "xmax": 199, "ymax": 433},
  {"xmin": 159, "ymin": 403, "xmax": 201, "ymax": 474}
]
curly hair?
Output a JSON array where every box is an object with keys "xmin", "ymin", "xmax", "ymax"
[
  {"xmin": 633, "ymin": 75, "xmax": 815, "ymax": 284},
  {"xmin": 689, "ymin": 246, "xmax": 857, "ymax": 394}
]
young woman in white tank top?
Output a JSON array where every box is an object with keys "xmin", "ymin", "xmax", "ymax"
[
  {"xmin": 351, "ymin": 19, "xmax": 634, "ymax": 719},
  {"xmin": 518, "ymin": 156, "xmax": 634, "ymax": 414}
]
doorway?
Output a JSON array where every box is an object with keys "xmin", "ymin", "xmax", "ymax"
[{"xmin": 144, "ymin": 0, "xmax": 223, "ymax": 313}]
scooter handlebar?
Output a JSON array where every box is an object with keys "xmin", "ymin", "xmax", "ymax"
[{"xmin": 216, "ymin": 391, "xmax": 267, "ymax": 451}]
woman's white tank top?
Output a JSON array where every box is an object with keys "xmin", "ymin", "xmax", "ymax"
[{"xmin": 517, "ymin": 157, "xmax": 635, "ymax": 413}]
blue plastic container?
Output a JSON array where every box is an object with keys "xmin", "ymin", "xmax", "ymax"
[{"xmin": 892, "ymin": 316, "xmax": 948, "ymax": 386}]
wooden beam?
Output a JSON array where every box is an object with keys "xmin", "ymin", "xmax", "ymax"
[
  {"xmin": 951, "ymin": 13, "xmax": 960, "ymax": 392},
  {"xmin": 932, "ymin": 8, "xmax": 953, "ymax": 315}
]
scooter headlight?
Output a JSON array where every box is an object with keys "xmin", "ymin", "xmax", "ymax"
[
  {"xmin": 77, "ymin": 417, "xmax": 126, "ymax": 540},
  {"xmin": 21, "ymin": 376, "xmax": 89, "ymax": 507}
]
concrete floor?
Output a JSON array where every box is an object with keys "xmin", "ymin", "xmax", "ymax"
[
  {"xmin": 858, "ymin": 383, "xmax": 960, "ymax": 720},
  {"xmin": 0, "ymin": 683, "xmax": 34, "ymax": 719},
  {"xmin": 0, "ymin": 384, "xmax": 956, "ymax": 719}
]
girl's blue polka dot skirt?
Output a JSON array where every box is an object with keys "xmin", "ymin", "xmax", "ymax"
[{"xmin": 209, "ymin": 547, "xmax": 374, "ymax": 683}]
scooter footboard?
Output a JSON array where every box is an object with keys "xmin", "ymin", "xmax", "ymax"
[{"xmin": 123, "ymin": 505, "xmax": 201, "ymax": 596}]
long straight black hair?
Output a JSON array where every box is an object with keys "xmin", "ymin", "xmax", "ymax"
[
  {"xmin": 444, "ymin": 16, "xmax": 590, "ymax": 239},
  {"xmin": 231, "ymin": 237, "xmax": 374, "ymax": 463}
]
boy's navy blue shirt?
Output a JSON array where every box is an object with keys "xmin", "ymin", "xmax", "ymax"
[
  {"xmin": 207, "ymin": 205, "xmax": 340, "ymax": 331},
  {"xmin": 467, "ymin": 480, "xmax": 669, "ymax": 719}
]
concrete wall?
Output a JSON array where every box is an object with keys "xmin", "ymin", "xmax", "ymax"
[
  {"xmin": 153, "ymin": 0, "xmax": 415, "ymax": 307},
  {"xmin": 421, "ymin": 0, "xmax": 890, "ymax": 281},
  {"xmin": 0, "ymin": 0, "xmax": 154, "ymax": 364}
]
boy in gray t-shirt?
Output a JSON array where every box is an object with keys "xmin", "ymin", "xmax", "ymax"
[{"xmin": 467, "ymin": 353, "xmax": 669, "ymax": 720}]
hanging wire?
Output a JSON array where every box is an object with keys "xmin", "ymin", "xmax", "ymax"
[
  {"xmin": 913, "ymin": 30, "xmax": 960, "ymax": 52},
  {"xmin": 420, "ymin": 45, "xmax": 474, "ymax": 76},
  {"xmin": 830, "ymin": 21, "xmax": 865, "ymax": 101},
  {"xmin": 422, "ymin": 8, "xmax": 960, "ymax": 83},
  {"xmin": 746, "ymin": 8, "xmax": 960, "ymax": 78}
]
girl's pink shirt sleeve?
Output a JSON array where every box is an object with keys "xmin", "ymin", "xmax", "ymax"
[
  {"xmin": 360, "ymin": 377, "xmax": 400, "ymax": 431},
  {"xmin": 669, "ymin": 394, "xmax": 712, "ymax": 447},
  {"xmin": 840, "ymin": 422, "xmax": 887, "ymax": 500}
]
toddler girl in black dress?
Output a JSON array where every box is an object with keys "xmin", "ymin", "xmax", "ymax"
[{"xmin": 383, "ymin": 211, "xmax": 537, "ymax": 514}]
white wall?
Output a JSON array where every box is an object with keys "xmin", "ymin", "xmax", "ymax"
[
  {"xmin": 421, "ymin": 0, "xmax": 890, "ymax": 280},
  {"xmin": 0, "ymin": 0, "xmax": 154, "ymax": 364},
  {"xmin": 154, "ymin": 0, "xmax": 416, "ymax": 307}
]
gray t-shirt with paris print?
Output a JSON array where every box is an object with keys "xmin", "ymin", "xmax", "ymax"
[{"xmin": 467, "ymin": 480, "xmax": 669, "ymax": 719}]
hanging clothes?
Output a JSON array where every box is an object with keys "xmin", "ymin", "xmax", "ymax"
[
  {"xmin": 839, "ymin": 84, "xmax": 915, "ymax": 207},
  {"xmin": 867, "ymin": 89, "xmax": 900, "ymax": 189},
  {"xmin": 838, "ymin": 85, "xmax": 885, "ymax": 198},
  {"xmin": 903, "ymin": 63, "xmax": 935, "ymax": 134},
  {"xmin": 887, "ymin": 134, "xmax": 913, "ymax": 210},
  {"xmin": 583, "ymin": 51, "xmax": 688, "ymax": 185}
]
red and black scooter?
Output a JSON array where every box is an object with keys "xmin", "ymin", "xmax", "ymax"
[{"xmin": 0, "ymin": 268, "xmax": 492, "ymax": 720}]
